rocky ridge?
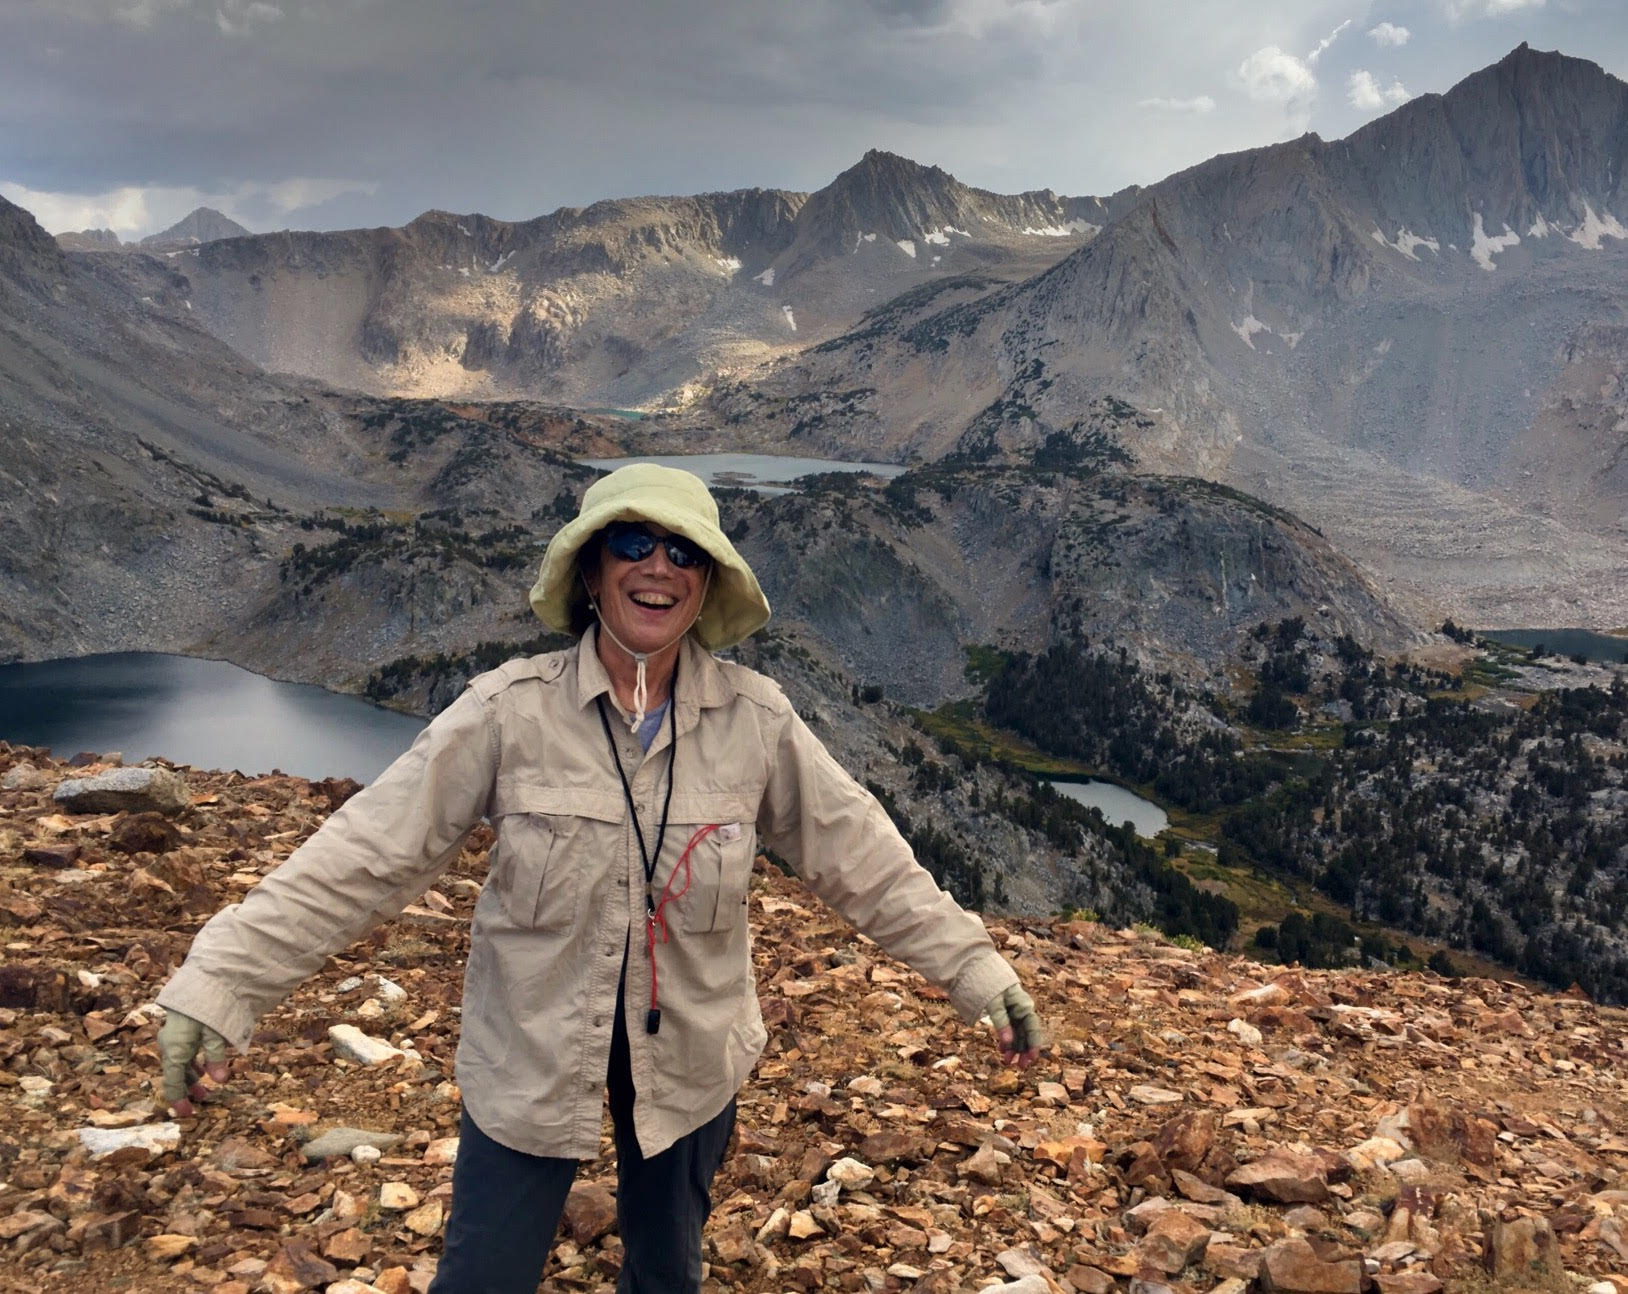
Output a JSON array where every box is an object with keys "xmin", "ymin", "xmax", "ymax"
[
  {"xmin": 104, "ymin": 153, "xmax": 1117, "ymax": 406},
  {"xmin": 2, "ymin": 746, "xmax": 1627, "ymax": 1294},
  {"xmin": 704, "ymin": 45, "xmax": 1628, "ymax": 631}
]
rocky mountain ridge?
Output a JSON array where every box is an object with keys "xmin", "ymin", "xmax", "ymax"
[
  {"xmin": 90, "ymin": 151, "xmax": 1118, "ymax": 406},
  {"xmin": 1, "ymin": 744, "xmax": 1627, "ymax": 1294},
  {"xmin": 704, "ymin": 44, "xmax": 1628, "ymax": 632}
]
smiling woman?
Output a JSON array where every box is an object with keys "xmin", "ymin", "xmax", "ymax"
[{"xmin": 151, "ymin": 461, "xmax": 1041, "ymax": 1294}]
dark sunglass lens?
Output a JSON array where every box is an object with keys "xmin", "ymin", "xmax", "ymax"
[
  {"xmin": 604, "ymin": 525, "xmax": 656, "ymax": 562},
  {"xmin": 663, "ymin": 536, "xmax": 711, "ymax": 568}
]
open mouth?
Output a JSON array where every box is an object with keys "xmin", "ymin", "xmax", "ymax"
[{"xmin": 630, "ymin": 592, "xmax": 678, "ymax": 610}]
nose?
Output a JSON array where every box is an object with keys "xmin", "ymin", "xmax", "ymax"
[{"xmin": 642, "ymin": 542, "xmax": 677, "ymax": 575}]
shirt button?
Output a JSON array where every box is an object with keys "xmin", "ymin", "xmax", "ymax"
[{"xmin": 593, "ymin": 1015, "xmax": 604, "ymax": 1028}]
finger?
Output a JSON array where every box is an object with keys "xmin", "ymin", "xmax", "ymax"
[
  {"xmin": 158, "ymin": 1016, "xmax": 203, "ymax": 1105},
  {"xmin": 199, "ymin": 1025, "xmax": 229, "ymax": 1066}
]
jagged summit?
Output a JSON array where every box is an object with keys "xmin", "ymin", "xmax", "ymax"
[
  {"xmin": 1332, "ymin": 43, "xmax": 1628, "ymax": 259},
  {"xmin": 139, "ymin": 206, "xmax": 251, "ymax": 248},
  {"xmin": 55, "ymin": 227, "xmax": 122, "ymax": 252}
]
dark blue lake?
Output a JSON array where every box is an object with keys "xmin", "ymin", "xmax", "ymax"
[
  {"xmin": 0, "ymin": 653, "xmax": 425, "ymax": 782},
  {"xmin": 1479, "ymin": 628, "xmax": 1628, "ymax": 664}
]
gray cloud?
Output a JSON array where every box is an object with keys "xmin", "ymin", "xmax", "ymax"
[{"xmin": 2, "ymin": 0, "xmax": 1626, "ymax": 237}]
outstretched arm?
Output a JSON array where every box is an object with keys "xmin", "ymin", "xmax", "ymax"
[
  {"xmin": 757, "ymin": 707, "xmax": 1041, "ymax": 1063},
  {"xmin": 156, "ymin": 687, "xmax": 500, "ymax": 1050}
]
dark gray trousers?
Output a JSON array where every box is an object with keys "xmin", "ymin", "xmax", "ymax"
[{"xmin": 427, "ymin": 981, "xmax": 737, "ymax": 1294}]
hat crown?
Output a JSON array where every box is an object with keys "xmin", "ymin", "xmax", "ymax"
[{"xmin": 584, "ymin": 463, "xmax": 720, "ymax": 528}]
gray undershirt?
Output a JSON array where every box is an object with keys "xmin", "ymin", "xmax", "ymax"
[{"xmin": 635, "ymin": 699, "xmax": 671, "ymax": 752}]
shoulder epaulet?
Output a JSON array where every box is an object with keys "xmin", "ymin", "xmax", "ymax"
[
  {"xmin": 469, "ymin": 650, "xmax": 570, "ymax": 701},
  {"xmin": 716, "ymin": 659, "xmax": 789, "ymax": 712}
]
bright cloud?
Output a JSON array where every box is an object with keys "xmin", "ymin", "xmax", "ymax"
[
  {"xmin": 1445, "ymin": 0, "xmax": 1545, "ymax": 18},
  {"xmin": 216, "ymin": 0, "xmax": 282, "ymax": 36},
  {"xmin": 1305, "ymin": 18, "xmax": 1352, "ymax": 66},
  {"xmin": 1236, "ymin": 46, "xmax": 1317, "ymax": 103},
  {"xmin": 1348, "ymin": 69, "xmax": 1412, "ymax": 110},
  {"xmin": 0, "ymin": 181, "xmax": 157, "ymax": 234},
  {"xmin": 0, "ymin": 176, "xmax": 377, "ymax": 237},
  {"xmin": 1368, "ymin": 21, "xmax": 1410, "ymax": 45},
  {"xmin": 1138, "ymin": 95, "xmax": 1216, "ymax": 114}
]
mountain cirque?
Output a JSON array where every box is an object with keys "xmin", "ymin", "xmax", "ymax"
[{"xmin": 2, "ymin": 747, "xmax": 1628, "ymax": 1294}]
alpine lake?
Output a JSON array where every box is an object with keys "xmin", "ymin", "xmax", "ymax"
[{"xmin": 0, "ymin": 454, "xmax": 908, "ymax": 781}]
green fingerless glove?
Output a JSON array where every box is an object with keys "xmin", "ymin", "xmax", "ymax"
[
  {"xmin": 985, "ymin": 983, "xmax": 1044, "ymax": 1053},
  {"xmin": 158, "ymin": 1009, "xmax": 228, "ymax": 1104}
]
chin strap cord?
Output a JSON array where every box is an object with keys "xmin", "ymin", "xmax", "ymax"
[{"xmin": 583, "ymin": 567, "xmax": 712, "ymax": 731}]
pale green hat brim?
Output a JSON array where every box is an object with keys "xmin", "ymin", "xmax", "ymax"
[{"xmin": 530, "ymin": 463, "xmax": 771, "ymax": 651}]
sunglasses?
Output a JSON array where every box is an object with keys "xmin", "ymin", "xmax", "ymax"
[{"xmin": 601, "ymin": 522, "xmax": 713, "ymax": 569}]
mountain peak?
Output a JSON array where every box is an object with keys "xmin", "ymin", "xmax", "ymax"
[{"xmin": 139, "ymin": 206, "xmax": 251, "ymax": 248}]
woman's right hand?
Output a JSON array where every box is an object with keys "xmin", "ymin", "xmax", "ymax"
[{"xmin": 157, "ymin": 1009, "xmax": 230, "ymax": 1117}]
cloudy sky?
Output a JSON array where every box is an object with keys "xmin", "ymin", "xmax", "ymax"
[{"xmin": 1, "ymin": 0, "xmax": 1622, "ymax": 240}]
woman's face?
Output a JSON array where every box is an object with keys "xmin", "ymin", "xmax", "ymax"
[{"xmin": 583, "ymin": 521, "xmax": 710, "ymax": 659}]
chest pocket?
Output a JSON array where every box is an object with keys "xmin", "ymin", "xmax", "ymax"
[
  {"xmin": 488, "ymin": 784, "xmax": 626, "ymax": 932},
  {"xmin": 667, "ymin": 793, "xmax": 760, "ymax": 935}
]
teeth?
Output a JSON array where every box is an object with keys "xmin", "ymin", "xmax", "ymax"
[{"xmin": 631, "ymin": 593, "xmax": 676, "ymax": 608}]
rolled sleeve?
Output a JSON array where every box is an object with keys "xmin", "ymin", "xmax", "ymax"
[
  {"xmin": 756, "ymin": 709, "xmax": 1018, "ymax": 1024},
  {"xmin": 157, "ymin": 687, "xmax": 500, "ymax": 1047}
]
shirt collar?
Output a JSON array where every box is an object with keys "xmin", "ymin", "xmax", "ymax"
[{"xmin": 572, "ymin": 625, "xmax": 735, "ymax": 716}]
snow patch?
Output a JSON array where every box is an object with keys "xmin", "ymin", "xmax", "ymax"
[
  {"xmin": 457, "ymin": 223, "xmax": 471, "ymax": 236},
  {"xmin": 781, "ymin": 305, "xmax": 797, "ymax": 332},
  {"xmin": 1020, "ymin": 220, "xmax": 1097, "ymax": 237},
  {"xmin": 1231, "ymin": 315, "xmax": 1269, "ymax": 349},
  {"xmin": 1371, "ymin": 226, "xmax": 1440, "ymax": 260},
  {"xmin": 1528, "ymin": 214, "xmax": 1553, "ymax": 239},
  {"xmin": 863, "ymin": 232, "xmax": 877, "ymax": 242},
  {"xmin": 896, "ymin": 239, "xmax": 916, "ymax": 257},
  {"xmin": 715, "ymin": 256, "xmax": 743, "ymax": 274},
  {"xmin": 1280, "ymin": 330, "xmax": 1303, "ymax": 349},
  {"xmin": 921, "ymin": 225, "xmax": 970, "ymax": 246},
  {"xmin": 457, "ymin": 267, "xmax": 470, "ymax": 277},
  {"xmin": 488, "ymin": 251, "xmax": 514, "ymax": 272},
  {"xmin": 931, "ymin": 255, "xmax": 941, "ymax": 265},
  {"xmin": 1470, "ymin": 212, "xmax": 1520, "ymax": 271},
  {"xmin": 755, "ymin": 267, "xmax": 775, "ymax": 287},
  {"xmin": 1567, "ymin": 201, "xmax": 1628, "ymax": 250},
  {"xmin": 184, "ymin": 300, "xmax": 191, "ymax": 310}
]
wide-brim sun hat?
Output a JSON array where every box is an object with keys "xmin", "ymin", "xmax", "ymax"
[{"xmin": 530, "ymin": 462, "xmax": 771, "ymax": 650}]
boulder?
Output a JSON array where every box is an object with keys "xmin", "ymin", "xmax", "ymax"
[
  {"xmin": 299, "ymin": 1127, "xmax": 402, "ymax": 1161},
  {"xmin": 1, "ymin": 762, "xmax": 48, "ymax": 790},
  {"xmin": 562, "ymin": 1183, "xmax": 618, "ymax": 1245},
  {"xmin": 53, "ymin": 767, "xmax": 189, "ymax": 815},
  {"xmin": 328, "ymin": 1023, "xmax": 405, "ymax": 1065},
  {"xmin": 1226, "ymin": 1151, "xmax": 1331, "ymax": 1203},
  {"xmin": 77, "ymin": 1122, "xmax": 181, "ymax": 1160},
  {"xmin": 1258, "ymin": 1238, "xmax": 1363, "ymax": 1293},
  {"xmin": 1482, "ymin": 1214, "xmax": 1559, "ymax": 1278}
]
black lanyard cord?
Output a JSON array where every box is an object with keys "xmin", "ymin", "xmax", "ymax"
[
  {"xmin": 596, "ymin": 665, "xmax": 679, "ymax": 1034},
  {"xmin": 595, "ymin": 658, "xmax": 679, "ymax": 912}
]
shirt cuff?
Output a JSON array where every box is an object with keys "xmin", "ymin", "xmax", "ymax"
[
  {"xmin": 947, "ymin": 951, "xmax": 1020, "ymax": 1024},
  {"xmin": 156, "ymin": 967, "xmax": 258, "ymax": 1051}
]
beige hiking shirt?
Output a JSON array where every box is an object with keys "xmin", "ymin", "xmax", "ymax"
[{"xmin": 158, "ymin": 630, "xmax": 1019, "ymax": 1158}]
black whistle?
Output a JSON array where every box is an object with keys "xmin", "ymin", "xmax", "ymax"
[{"xmin": 645, "ymin": 1009, "xmax": 661, "ymax": 1035}]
